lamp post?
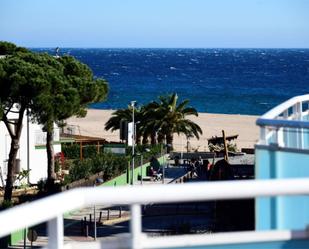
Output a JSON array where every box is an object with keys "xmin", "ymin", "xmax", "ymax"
[{"xmin": 131, "ymin": 101, "xmax": 136, "ymax": 185}]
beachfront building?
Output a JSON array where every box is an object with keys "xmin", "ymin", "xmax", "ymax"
[
  {"xmin": 1, "ymin": 95, "xmax": 309, "ymax": 248},
  {"xmin": 0, "ymin": 108, "xmax": 61, "ymax": 187}
]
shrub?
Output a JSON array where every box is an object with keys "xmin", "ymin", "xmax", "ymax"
[
  {"xmin": 0, "ymin": 200, "xmax": 13, "ymax": 210},
  {"xmin": 62, "ymin": 144, "xmax": 100, "ymax": 159},
  {"xmin": 83, "ymin": 145, "xmax": 97, "ymax": 158},
  {"xmin": 62, "ymin": 144, "xmax": 162, "ymax": 186},
  {"xmin": 37, "ymin": 178, "xmax": 47, "ymax": 192},
  {"xmin": 67, "ymin": 159, "xmax": 92, "ymax": 182},
  {"xmin": 62, "ymin": 144, "xmax": 80, "ymax": 159},
  {"xmin": 65, "ymin": 153, "xmax": 129, "ymax": 184}
]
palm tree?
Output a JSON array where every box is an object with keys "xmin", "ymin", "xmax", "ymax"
[
  {"xmin": 139, "ymin": 102, "xmax": 160, "ymax": 144},
  {"xmin": 105, "ymin": 93, "xmax": 202, "ymax": 149},
  {"xmin": 143, "ymin": 93, "xmax": 202, "ymax": 149},
  {"xmin": 105, "ymin": 106, "xmax": 143, "ymax": 144}
]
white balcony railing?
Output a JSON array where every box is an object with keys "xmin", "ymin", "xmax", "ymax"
[
  {"xmin": 256, "ymin": 94, "xmax": 309, "ymax": 149},
  {"xmin": 1, "ymin": 179, "xmax": 309, "ymax": 249}
]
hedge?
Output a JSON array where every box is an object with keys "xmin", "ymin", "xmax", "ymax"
[
  {"xmin": 65, "ymin": 153, "xmax": 129, "ymax": 183},
  {"xmin": 63, "ymin": 143, "xmax": 166, "ymax": 184}
]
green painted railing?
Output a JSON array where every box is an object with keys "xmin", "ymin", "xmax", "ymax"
[
  {"xmin": 102, "ymin": 156, "xmax": 167, "ymax": 186},
  {"xmin": 0, "ymin": 228, "xmax": 27, "ymax": 247}
]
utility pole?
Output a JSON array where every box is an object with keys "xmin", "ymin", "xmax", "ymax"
[{"xmin": 131, "ymin": 101, "xmax": 136, "ymax": 185}]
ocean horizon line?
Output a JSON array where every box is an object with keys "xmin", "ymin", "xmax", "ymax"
[
  {"xmin": 30, "ymin": 47, "xmax": 309, "ymax": 50},
  {"xmin": 88, "ymin": 107, "xmax": 260, "ymax": 117}
]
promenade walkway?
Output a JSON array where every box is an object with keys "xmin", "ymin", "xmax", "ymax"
[{"xmin": 10, "ymin": 165, "xmax": 188, "ymax": 248}]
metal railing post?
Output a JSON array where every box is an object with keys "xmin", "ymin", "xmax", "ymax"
[
  {"xmin": 260, "ymin": 126, "xmax": 267, "ymax": 145},
  {"xmin": 94, "ymin": 205, "xmax": 97, "ymax": 240},
  {"xmin": 130, "ymin": 204, "xmax": 142, "ymax": 249},
  {"xmin": 48, "ymin": 215, "xmax": 64, "ymax": 249},
  {"xmin": 297, "ymin": 102, "xmax": 304, "ymax": 149}
]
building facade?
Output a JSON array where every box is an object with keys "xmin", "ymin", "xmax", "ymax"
[{"xmin": 0, "ymin": 110, "xmax": 61, "ymax": 187}]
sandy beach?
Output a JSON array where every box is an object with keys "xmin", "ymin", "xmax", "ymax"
[{"xmin": 66, "ymin": 109, "xmax": 259, "ymax": 151}]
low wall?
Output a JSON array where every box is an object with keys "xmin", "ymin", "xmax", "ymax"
[{"xmin": 62, "ymin": 172, "xmax": 105, "ymax": 191}]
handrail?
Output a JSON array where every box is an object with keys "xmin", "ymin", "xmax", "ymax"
[
  {"xmin": 259, "ymin": 94, "xmax": 309, "ymax": 120},
  {"xmin": 1, "ymin": 178, "xmax": 309, "ymax": 238},
  {"xmin": 256, "ymin": 118, "xmax": 309, "ymax": 129},
  {"xmin": 256, "ymin": 94, "xmax": 309, "ymax": 128}
]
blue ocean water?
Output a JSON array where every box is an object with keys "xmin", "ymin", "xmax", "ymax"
[{"xmin": 33, "ymin": 48, "xmax": 309, "ymax": 115}]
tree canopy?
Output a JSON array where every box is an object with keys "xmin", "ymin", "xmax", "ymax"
[
  {"xmin": 35, "ymin": 55, "xmax": 108, "ymax": 186},
  {"xmin": 0, "ymin": 41, "xmax": 28, "ymax": 55},
  {"xmin": 0, "ymin": 45, "xmax": 53, "ymax": 201},
  {"xmin": 105, "ymin": 93, "xmax": 202, "ymax": 149},
  {"xmin": 0, "ymin": 41, "xmax": 109, "ymax": 200}
]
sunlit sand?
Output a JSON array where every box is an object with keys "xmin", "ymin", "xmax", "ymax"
[{"xmin": 66, "ymin": 109, "xmax": 259, "ymax": 151}]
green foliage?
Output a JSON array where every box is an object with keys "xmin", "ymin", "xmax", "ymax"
[
  {"xmin": 0, "ymin": 41, "xmax": 109, "ymax": 199},
  {"xmin": 105, "ymin": 93, "xmax": 202, "ymax": 149},
  {"xmin": 16, "ymin": 169, "xmax": 31, "ymax": 182},
  {"xmin": 83, "ymin": 145, "xmax": 97, "ymax": 158},
  {"xmin": 0, "ymin": 41, "xmax": 29, "ymax": 55},
  {"xmin": 62, "ymin": 143, "xmax": 162, "ymax": 184},
  {"xmin": 1, "ymin": 200, "xmax": 13, "ymax": 210},
  {"xmin": 143, "ymin": 93, "xmax": 202, "ymax": 148},
  {"xmin": 0, "ymin": 41, "xmax": 17, "ymax": 54},
  {"xmin": 16, "ymin": 169, "xmax": 31, "ymax": 189},
  {"xmin": 37, "ymin": 179, "xmax": 47, "ymax": 192},
  {"xmin": 0, "ymin": 43, "xmax": 56, "ymax": 201},
  {"xmin": 62, "ymin": 144, "xmax": 99, "ymax": 159},
  {"xmin": 68, "ymin": 159, "xmax": 92, "ymax": 182},
  {"xmin": 62, "ymin": 144, "xmax": 80, "ymax": 159},
  {"xmin": 54, "ymin": 160, "xmax": 61, "ymax": 173},
  {"xmin": 127, "ymin": 143, "xmax": 163, "ymax": 163},
  {"xmin": 66, "ymin": 153, "xmax": 128, "ymax": 183}
]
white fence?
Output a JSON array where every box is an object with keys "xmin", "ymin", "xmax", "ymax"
[{"xmin": 1, "ymin": 178, "xmax": 309, "ymax": 249}]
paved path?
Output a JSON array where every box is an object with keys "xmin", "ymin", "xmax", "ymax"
[
  {"xmin": 11, "ymin": 166, "xmax": 188, "ymax": 248},
  {"xmin": 66, "ymin": 165, "xmax": 187, "ymax": 230}
]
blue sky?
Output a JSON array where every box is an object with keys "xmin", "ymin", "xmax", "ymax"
[{"xmin": 1, "ymin": 0, "xmax": 309, "ymax": 48}]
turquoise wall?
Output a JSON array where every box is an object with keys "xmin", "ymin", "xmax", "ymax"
[
  {"xmin": 255, "ymin": 148, "xmax": 309, "ymax": 230},
  {"xmin": 167, "ymin": 238, "xmax": 309, "ymax": 249}
]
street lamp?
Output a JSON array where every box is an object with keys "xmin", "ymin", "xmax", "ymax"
[{"xmin": 131, "ymin": 101, "xmax": 136, "ymax": 185}]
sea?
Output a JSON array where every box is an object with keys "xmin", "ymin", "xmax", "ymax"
[{"xmin": 33, "ymin": 48, "xmax": 309, "ymax": 115}]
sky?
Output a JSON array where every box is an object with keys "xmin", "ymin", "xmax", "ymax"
[{"xmin": 0, "ymin": 0, "xmax": 309, "ymax": 48}]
